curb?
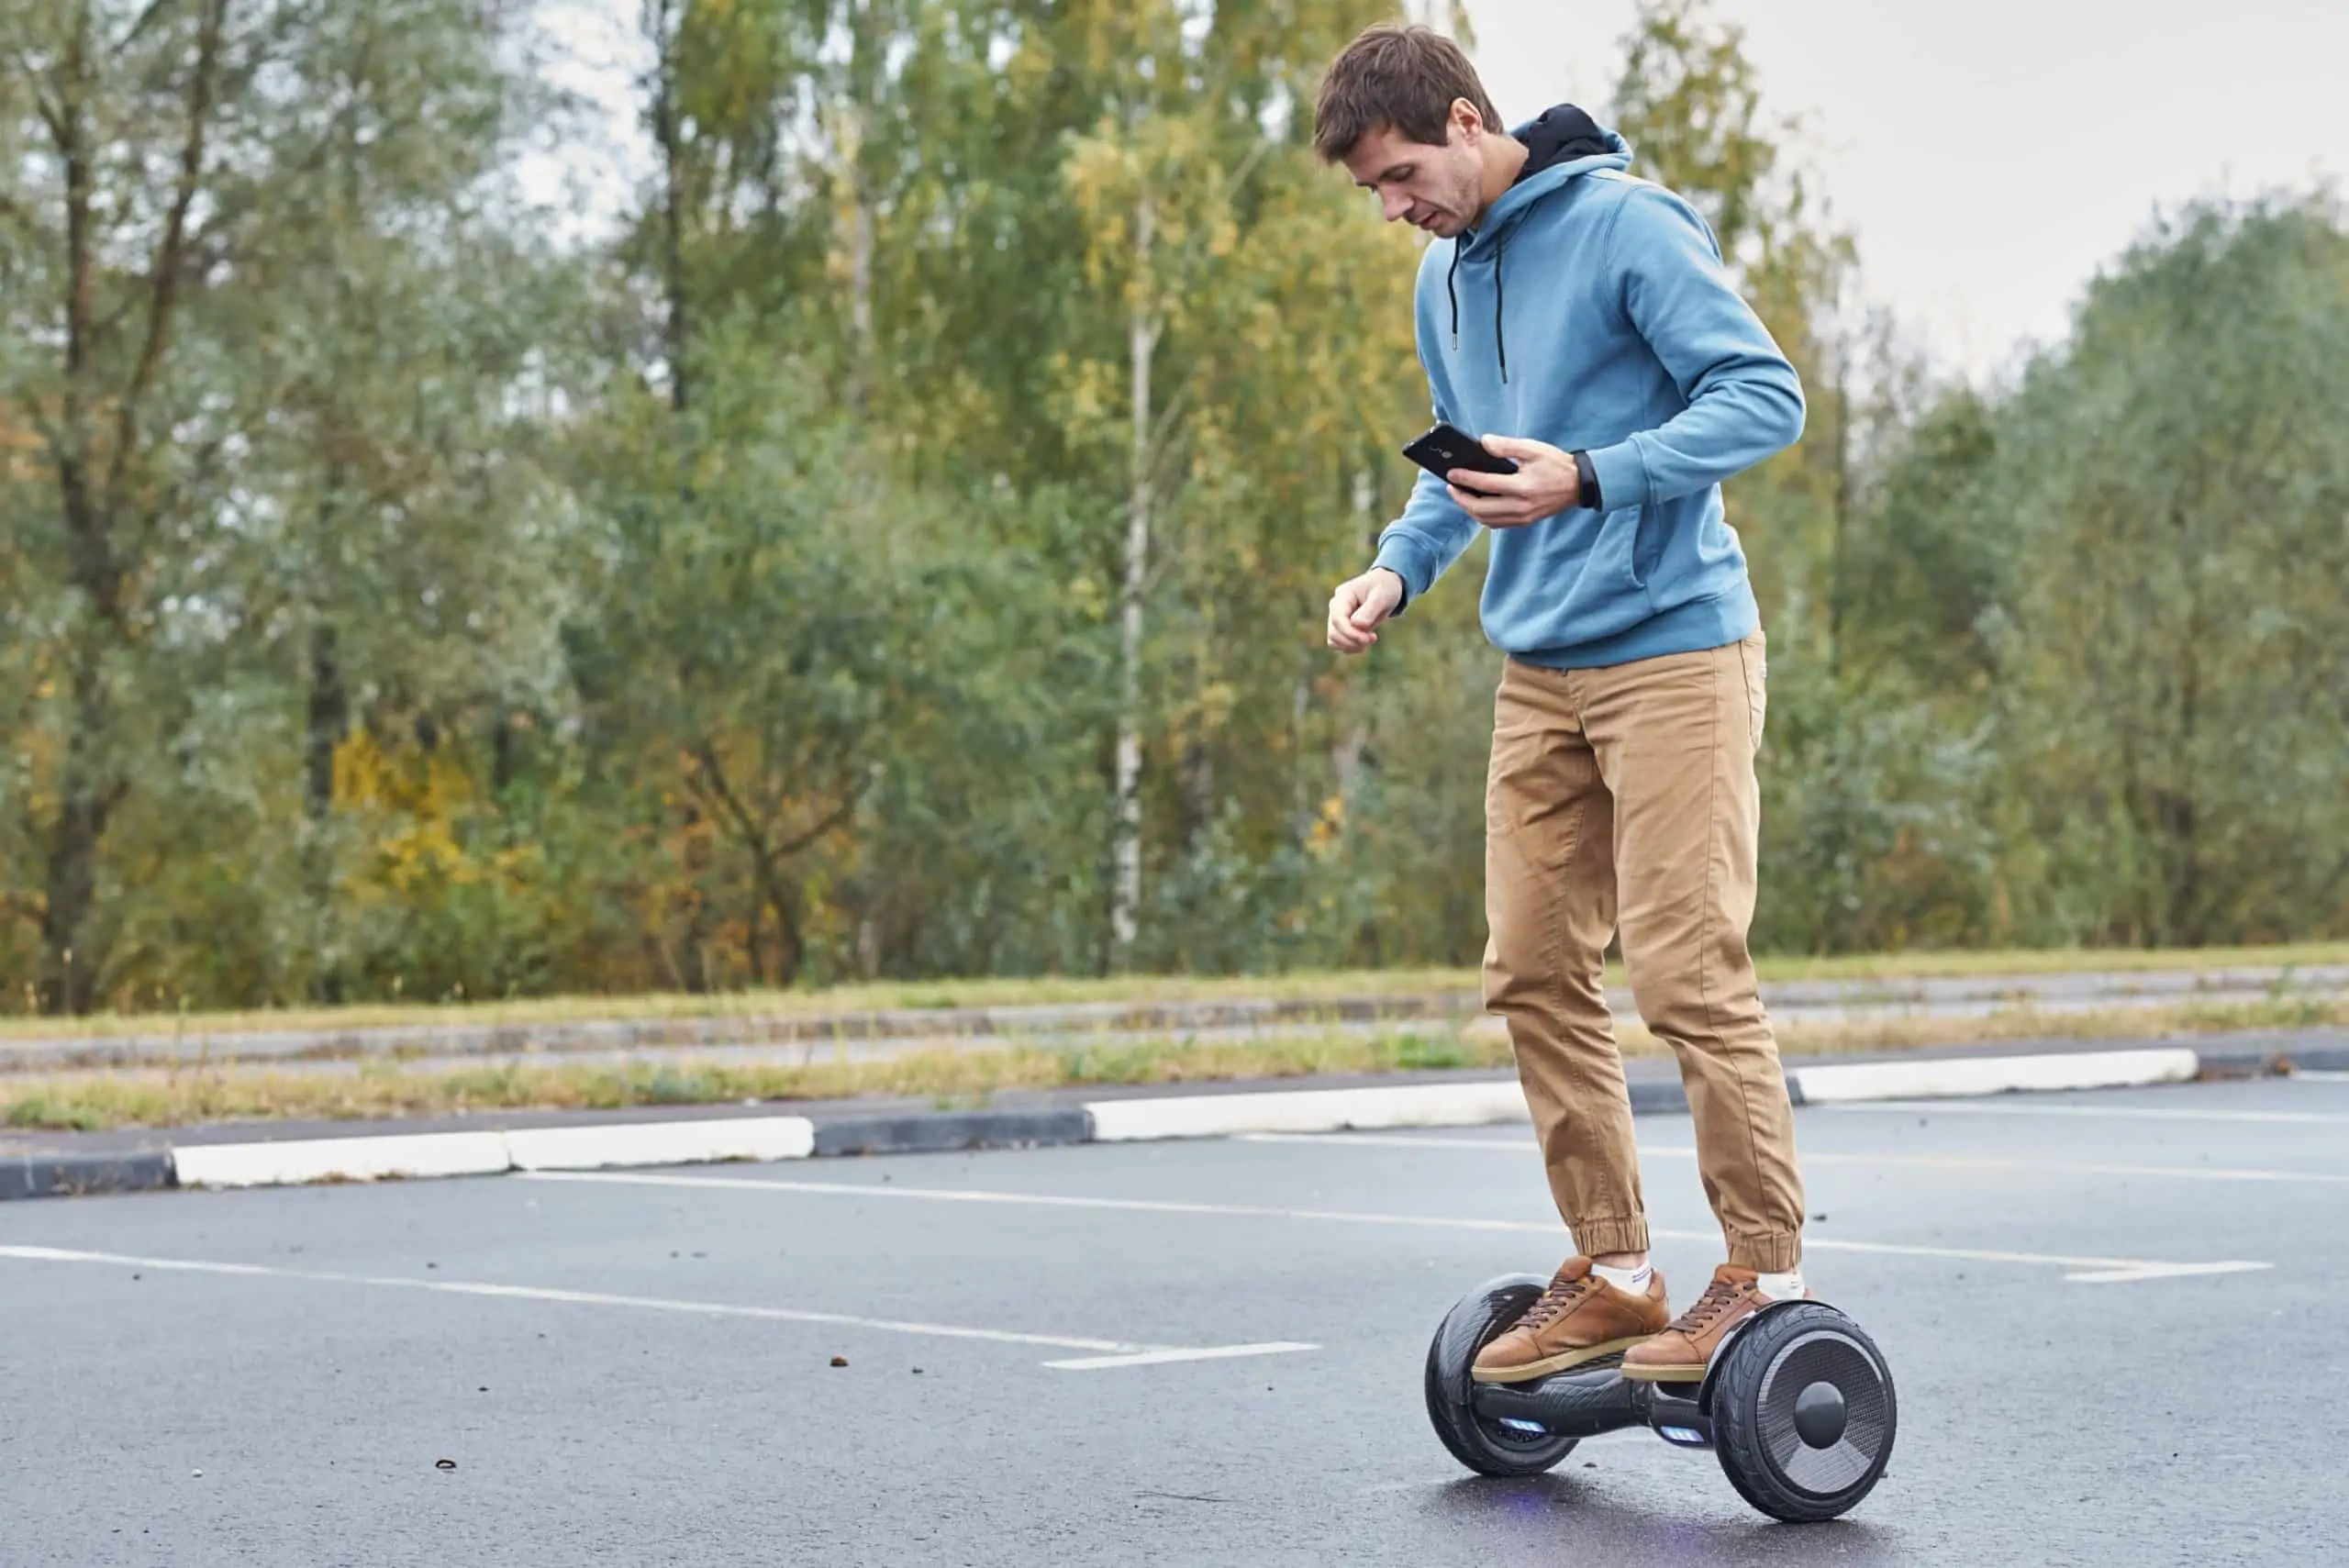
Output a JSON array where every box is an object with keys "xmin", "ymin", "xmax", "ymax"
[
  {"xmin": 810, "ymin": 1109, "xmax": 1093, "ymax": 1158},
  {"xmin": 0, "ymin": 1150, "xmax": 177, "ymax": 1202},
  {"xmin": 1785, "ymin": 1046, "xmax": 2199, "ymax": 1104},
  {"xmin": 1086, "ymin": 1081, "xmax": 1532, "ymax": 1142},
  {"xmin": 0, "ymin": 1040, "xmax": 2328, "ymax": 1201},
  {"xmin": 2192, "ymin": 1040, "xmax": 2349, "ymax": 1077}
]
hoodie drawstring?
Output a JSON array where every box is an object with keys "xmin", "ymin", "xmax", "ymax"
[
  {"xmin": 1445, "ymin": 228, "xmax": 1511, "ymax": 384},
  {"xmin": 1447, "ymin": 244, "xmax": 1462, "ymax": 355},
  {"xmin": 1494, "ymin": 228, "xmax": 1508, "ymax": 384}
]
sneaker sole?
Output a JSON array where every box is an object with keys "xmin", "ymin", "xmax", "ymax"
[{"xmin": 1470, "ymin": 1335, "xmax": 1654, "ymax": 1385}]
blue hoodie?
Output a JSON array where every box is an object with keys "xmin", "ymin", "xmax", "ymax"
[{"xmin": 1372, "ymin": 117, "xmax": 1805, "ymax": 669}]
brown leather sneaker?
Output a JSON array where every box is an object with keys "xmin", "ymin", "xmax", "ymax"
[
  {"xmin": 1620, "ymin": 1264, "xmax": 1807, "ymax": 1383},
  {"xmin": 1471, "ymin": 1257, "xmax": 1672, "ymax": 1385}
]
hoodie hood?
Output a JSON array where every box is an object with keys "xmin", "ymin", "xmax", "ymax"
[
  {"xmin": 1517, "ymin": 104, "xmax": 1616, "ymax": 183},
  {"xmin": 1462, "ymin": 106, "xmax": 1631, "ymax": 254},
  {"xmin": 1446, "ymin": 107, "xmax": 1633, "ymax": 380}
]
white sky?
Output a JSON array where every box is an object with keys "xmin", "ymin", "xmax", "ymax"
[
  {"xmin": 525, "ymin": 0, "xmax": 2349, "ymax": 385},
  {"xmin": 1462, "ymin": 0, "xmax": 2349, "ymax": 382}
]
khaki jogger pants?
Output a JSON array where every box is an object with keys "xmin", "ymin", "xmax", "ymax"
[{"xmin": 1482, "ymin": 630, "xmax": 1805, "ymax": 1273}]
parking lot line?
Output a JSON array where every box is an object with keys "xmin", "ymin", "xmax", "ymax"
[
  {"xmin": 1820, "ymin": 1099, "xmax": 2349, "ymax": 1126},
  {"xmin": 1044, "ymin": 1343, "xmax": 1319, "ymax": 1372},
  {"xmin": 0, "ymin": 1243, "xmax": 1316, "ymax": 1369},
  {"xmin": 1235, "ymin": 1131, "xmax": 2349, "ymax": 1184},
  {"xmin": 518, "ymin": 1172, "xmax": 2269, "ymax": 1284}
]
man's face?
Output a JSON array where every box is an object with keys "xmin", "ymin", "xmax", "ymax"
[{"xmin": 1341, "ymin": 104, "xmax": 1486, "ymax": 239}]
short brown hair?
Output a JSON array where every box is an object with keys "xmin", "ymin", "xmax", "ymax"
[{"xmin": 1312, "ymin": 24, "xmax": 1504, "ymax": 162}]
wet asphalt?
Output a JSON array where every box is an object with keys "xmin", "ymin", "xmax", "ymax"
[{"xmin": 4, "ymin": 1073, "xmax": 2345, "ymax": 1566}]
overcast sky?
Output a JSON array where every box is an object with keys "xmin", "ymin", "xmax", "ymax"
[
  {"xmin": 529, "ymin": 1, "xmax": 2349, "ymax": 385},
  {"xmin": 1459, "ymin": 0, "xmax": 2349, "ymax": 381}
]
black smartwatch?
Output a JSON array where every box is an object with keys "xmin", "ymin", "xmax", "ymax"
[{"xmin": 1571, "ymin": 450, "xmax": 1603, "ymax": 511}]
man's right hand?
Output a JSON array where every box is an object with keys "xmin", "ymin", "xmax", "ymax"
[{"xmin": 1326, "ymin": 567, "xmax": 1406, "ymax": 654}]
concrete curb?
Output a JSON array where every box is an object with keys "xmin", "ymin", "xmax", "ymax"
[
  {"xmin": 2196, "ymin": 1040, "xmax": 2349, "ymax": 1076},
  {"xmin": 0, "ymin": 1040, "xmax": 2327, "ymax": 1200},
  {"xmin": 1085, "ymin": 1081, "xmax": 1532, "ymax": 1142},
  {"xmin": 1787, "ymin": 1046, "xmax": 2200, "ymax": 1104},
  {"xmin": 810, "ymin": 1109, "xmax": 1091, "ymax": 1158},
  {"xmin": 0, "ymin": 1150, "xmax": 177, "ymax": 1202}
]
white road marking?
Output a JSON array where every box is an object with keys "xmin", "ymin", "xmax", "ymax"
[
  {"xmin": 2059, "ymin": 1262, "xmax": 2274, "ymax": 1284},
  {"xmin": 519, "ymin": 1172, "xmax": 2270, "ymax": 1284},
  {"xmin": 1237, "ymin": 1131, "xmax": 2349, "ymax": 1184},
  {"xmin": 1045, "ymin": 1342, "xmax": 1318, "ymax": 1372},
  {"xmin": 2285, "ymin": 1070, "xmax": 2349, "ymax": 1084},
  {"xmin": 0, "ymin": 1243, "xmax": 1316, "ymax": 1370},
  {"xmin": 1820, "ymin": 1100, "xmax": 2349, "ymax": 1126}
]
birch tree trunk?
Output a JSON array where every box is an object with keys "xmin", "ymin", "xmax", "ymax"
[{"xmin": 1109, "ymin": 190, "xmax": 1156, "ymax": 965}]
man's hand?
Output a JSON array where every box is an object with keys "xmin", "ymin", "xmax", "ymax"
[
  {"xmin": 1447, "ymin": 435, "xmax": 1586, "ymax": 528},
  {"xmin": 1327, "ymin": 567, "xmax": 1405, "ymax": 654}
]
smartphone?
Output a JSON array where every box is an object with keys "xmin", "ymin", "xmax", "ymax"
[{"xmin": 1401, "ymin": 422, "xmax": 1519, "ymax": 493}]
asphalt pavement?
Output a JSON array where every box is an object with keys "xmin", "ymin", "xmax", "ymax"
[{"xmin": 4, "ymin": 1073, "xmax": 2345, "ymax": 1565}]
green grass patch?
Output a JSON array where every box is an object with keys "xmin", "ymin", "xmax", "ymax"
[
  {"xmin": 3, "ymin": 995, "xmax": 2341, "ymax": 1134},
  {"xmin": 5, "ymin": 941, "xmax": 2344, "ymax": 1047}
]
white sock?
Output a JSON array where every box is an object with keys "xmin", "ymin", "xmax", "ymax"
[
  {"xmin": 1756, "ymin": 1269, "xmax": 1807, "ymax": 1301},
  {"xmin": 1591, "ymin": 1261, "xmax": 1653, "ymax": 1295}
]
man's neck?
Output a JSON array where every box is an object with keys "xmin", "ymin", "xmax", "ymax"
[{"xmin": 1471, "ymin": 136, "xmax": 1528, "ymax": 230}]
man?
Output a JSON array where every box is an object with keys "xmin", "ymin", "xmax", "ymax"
[{"xmin": 1314, "ymin": 23, "xmax": 1810, "ymax": 1386}]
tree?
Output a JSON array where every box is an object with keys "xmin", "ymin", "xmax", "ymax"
[
  {"xmin": 1, "ymin": 0, "xmax": 569, "ymax": 1011},
  {"xmin": 566, "ymin": 0, "xmax": 1018, "ymax": 989},
  {"xmin": 1, "ymin": 0, "xmax": 240, "ymax": 1011},
  {"xmin": 1832, "ymin": 381, "xmax": 2007, "ymax": 691},
  {"xmin": 1008, "ymin": 0, "xmax": 1412, "ymax": 969},
  {"xmin": 1990, "ymin": 194, "xmax": 2349, "ymax": 945}
]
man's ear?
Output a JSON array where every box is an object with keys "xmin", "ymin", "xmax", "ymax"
[{"xmin": 1450, "ymin": 97, "xmax": 1485, "ymax": 146}]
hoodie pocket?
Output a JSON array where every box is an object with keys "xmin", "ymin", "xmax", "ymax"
[{"xmin": 1623, "ymin": 506, "xmax": 1660, "ymax": 600}]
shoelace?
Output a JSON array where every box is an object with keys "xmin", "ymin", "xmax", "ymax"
[
  {"xmin": 1664, "ymin": 1275, "xmax": 1750, "ymax": 1336},
  {"xmin": 1516, "ymin": 1272, "xmax": 1594, "ymax": 1330}
]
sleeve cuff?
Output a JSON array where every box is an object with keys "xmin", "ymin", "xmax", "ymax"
[
  {"xmin": 1583, "ymin": 439, "xmax": 1651, "ymax": 512},
  {"xmin": 1372, "ymin": 534, "xmax": 1439, "ymax": 615}
]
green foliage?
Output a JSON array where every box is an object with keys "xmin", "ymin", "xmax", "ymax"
[
  {"xmin": 1815, "ymin": 192, "xmax": 2349, "ymax": 951},
  {"xmin": 1752, "ymin": 656, "xmax": 2010, "ymax": 953},
  {"xmin": 1990, "ymin": 195, "xmax": 2349, "ymax": 945},
  {"xmin": 3, "ymin": 0, "xmax": 2343, "ymax": 1014}
]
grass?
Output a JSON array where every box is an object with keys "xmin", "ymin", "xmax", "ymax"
[
  {"xmin": 4, "ymin": 995, "xmax": 2341, "ymax": 1135},
  {"xmin": 4, "ymin": 940, "xmax": 2346, "ymax": 1046}
]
